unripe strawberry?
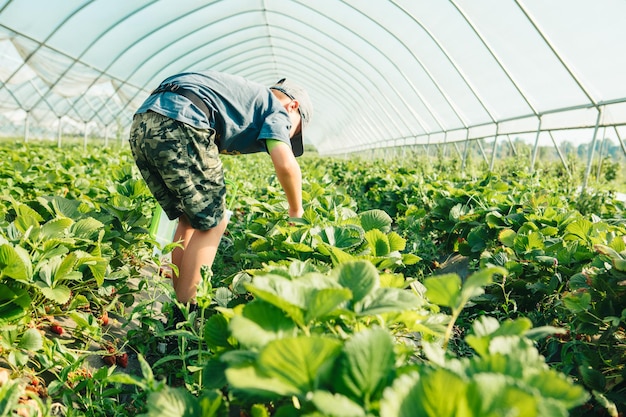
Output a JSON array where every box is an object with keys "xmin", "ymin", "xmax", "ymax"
[{"xmin": 100, "ymin": 311, "xmax": 109, "ymax": 326}]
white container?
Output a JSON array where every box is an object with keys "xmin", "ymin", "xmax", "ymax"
[{"xmin": 150, "ymin": 206, "xmax": 233, "ymax": 256}]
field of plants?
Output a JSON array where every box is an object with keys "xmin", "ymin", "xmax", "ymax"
[{"xmin": 0, "ymin": 140, "xmax": 624, "ymax": 417}]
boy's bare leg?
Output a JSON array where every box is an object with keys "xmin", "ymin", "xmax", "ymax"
[{"xmin": 171, "ymin": 214, "xmax": 228, "ymax": 304}]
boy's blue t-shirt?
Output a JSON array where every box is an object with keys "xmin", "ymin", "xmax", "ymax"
[{"xmin": 135, "ymin": 71, "xmax": 292, "ymax": 155}]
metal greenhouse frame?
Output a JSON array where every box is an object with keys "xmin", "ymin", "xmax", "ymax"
[{"xmin": 1, "ymin": 0, "xmax": 625, "ymax": 186}]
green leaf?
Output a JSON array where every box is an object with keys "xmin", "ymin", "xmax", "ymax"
[
  {"xmin": 13, "ymin": 203, "xmax": 44, "ymax": 233},
  {"xmin": 310, "ymin": 391, "xmax": 366, "ymax": 417},
  {"xmin": 198, "ymin": 389, "xmax": 223, "ymax": 417},
  {"xmin": 380, "ymin": 369, "xmax": 469, "ymax": 417},
  {"xmin": 0, "ymin": 244, "xmax": 32, "ymax": 282},
  {"xmin": 565, "ymin": 219, "xmax": 592, "ymax": 242},
  {"xmin": 245, "ymin": 275, "xmax": 305, "ymax": 326},
  {"xmin": 424, "ymin": 273, "xmax": 462, "ymax": 308},
  {"xmin": 51, "ymin": 196, "xmax": 82, "ymax": 218},
  {"xmin": 461, "ymin": 267, "xmax": 505, "ymax": 304},
  {"xmin": 204, "ymin": 313, "xmax": 233, "ymax": 350},
  {"xmin": 39, "ymin": 285, "xmax": 71, "ymax": 304},
  {"xmin": 467, "ymin": 373, "xmax": 539, "ymax": 417},
  {"xmin": 499, "ymin": 229, "xmax": 516, "ymax": 247},
  {"xmin": 387, "ymin": 232, "xmax": 406, "ymax": 252},
  {"xmin": 18, "ymin": 328, "xmax": 43, "ymax": 351},
  {"xmin": 76, "ymin": 255, "xmax": 107, "ymax": 286},
  {"xmin": 257, "ymin": 336, "xmax": 343, "ymax": 395},
  {"xmin": 72, "ymin": 217, "xmax": 104, "ymax": 239},
  {"xmin": 304, "ymin": 287, "xmax": 352, "ymax": 323},
  {"xmin": 107, "ymin": 373, "xmax": 146, "ymax": 388},
  {"xmin": 337, "ymin": 261, "xmax": 379, "ymax": 303},
  {"xmin": 137, "ymin": 353, "xmax": 154, "ymax": 383},
  {"xmin": 202, "ymin": 358, "xmax": 228, "ymax": 390},
  {"xmin": 40, "ymin": 217, "xmax": 73, "ymax": 239},
  {"xmin": 467, "ymin": 226, "xmax": 489, "ymax": 252},
  {"xmin": 486, "ymin": 211, "xmax": 505, "ymax": 228},
  {"xmin": 365, "ymin": 229, "xmax": 390, "ymax": 256},
  {"xmin": 230, "ymin": 301, "xmax": 296, "ymax": 349},
  {"xmin": 327, "ymin": 245, "xmax": 356, "ymax": 266},
  {"xmin": 0, "ymin": 379, "xmax": 22, "ymax": 415},
  {"xmin": 138, "ymin": 386, "xmax": 201, "ymax": 417},
  {"xmin": 466, "ymin": 317, "xmax": 534, "ymax": 357},
  {"xmin": 402, "ymin": 253, "xmax": 421, "ymax": 265},
  {"xmin": 333, "ymin": 328, "xmax": 395, "ymax": 402},
  {"xmin": 56, "ymin": 252, "xmax": 80, "ymax": 281},
  {"xmin": 527, "ymin": 370, "xmax": 590, "ymax": 409},
  {"xmin": 225, "ymin": 363, "xmax": 296, "ymax": 398},
  {"xmin": 0, "ymin": 283, "xmax": 31, "ymax": 324},
  {"xmin": 578, "ymin": 365, "xmax": 606, "ymax": 391},
  {"xmin": 356, "ymin": 287, "xmax": 421, "ymax": 316},
  {"xmin": 562, "ymin": 292, "xmax": 591, "ymax": 313},
  {"xmin": 359, "ymin": 209, "xmax": 392, "ymax": 233},
  {"xmin": 318, "ymin": 225, "xmax": 364, "ymax": 249}
]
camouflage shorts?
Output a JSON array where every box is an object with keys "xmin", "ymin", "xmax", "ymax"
[{"xmin": 129, "ymin": 111, "xmax": 226, "ymax": 230}]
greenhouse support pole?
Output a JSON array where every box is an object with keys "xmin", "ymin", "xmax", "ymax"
[
  {"xmin": 83, "ymin": 122, "xmax": 88, "ymax": 151},
  {"xmin": 24, "ymin": 111, "xmax": 30, "ymax": 143},
  {"xmin": 476, "ymin": 139, "xmax": 488, "ymax": 164},
  {"xmin": 453, "ymin": 142, "xmax": 462, "ymax": 159},
  {"xmin": 581, "ymin": 109, "xmax": 603, "ymax": 193},
  {"xmin": 614, "ymin": 126, "xmax": 626, "ymax": 157},
  {"xmin": 548, "ymin": 131, "xmax": 571, "ymax": 178},
  {"xmin": 506, "ymin": 134, "xmax": 518, "ymax": 157},
  {"xmin": 57, "ymin": 118, "xmax": 62, "ymax": 148},
  {"xmin": 104, "ymin": 124, "xmax": 109, "ymax": 147},
  {"xmin": 489, "ymin": 125, "xmax": 500, "ymax": 171},
  {"xmin": 461, "ymin": 131, "xmax": 470, "ymax": 171},
  {"xmin": 595, "ymin": 126, "xmax": 607, "ymax": 181},
  {"xmin": 530, "ymin": 118, "xmax": 542, "ymax": 173}
]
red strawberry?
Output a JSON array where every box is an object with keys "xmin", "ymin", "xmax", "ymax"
[
  {"xmin": 50, "ymin": 323, "xmax": 63, "ymax": 335},
  {"xmin": 102, "ymin": 355, "xmax": 116, "ymax": 366},
  {"xmin": 116, "ymin": 353, "xmax": 128, "ymax": 368}
]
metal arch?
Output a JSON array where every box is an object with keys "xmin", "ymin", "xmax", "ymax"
[
  {"xmin": 218, "ymin": 51, "xmax": 390, "ymax": 142},
  {"xmin": 290, "ymin": 1, "xmax": 435, "ymax": 135},
  {"xmin": 340, "ymin": 0, "xmax": 457, "ymax": 131},
  {"xmin": 228, "ymin": 55, "xmax": 386, "ymax": 142},
  {"xmin": 53, "ymin": 0, "xmax": 223, "ymax": 125},
  {"xmin": 450, "ymin": 0, "xmax": 538, "ymax": 117},
  {"xmin": 161, "ymin": 34, "xmax": 408, "ymax": 139},
  {"xmin": 110, "ymin": 32, "xmax": 395, "ymax": 142},
  {"xmin": 0, "ymin": 1, "xmax": 96, "ymax": 102},
  {"xmin": 516, "ymin": 0, "xmax": 602, "ymax": 178},
  {"xmin": 515, "ymin": 0, "xmax": 598, "ymax": 107},
  {"xmin": 105, "ymin": 12, "xmax": 425, "ymax": 138},
  {"xmin": 111, "ymin": 17, "xmax": 424, "ymax": 141},
  {"xmin": 189, "ymin": 35, "xmax": 415, "ymax": 140},
  {"xmin": 390, "ymin": 0, "xmax": 497, "ymax": 128},
  {"xmin": 159, "ymin": 27, "xmax": 423, "ymax": 140},
  {"xmin": 103, "ymin": 6, "xmax": 433, "ymax": 138},
  {"xmin": 221, "ymin": 57, "xmax": 385, "ymax": 144},
  {"xmin": 24, "ymin": 1, "xmax": 160, "ymax": 119}
]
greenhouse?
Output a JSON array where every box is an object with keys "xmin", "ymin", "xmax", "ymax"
[{"xmin": 0, "ymin": 1, "xmax": 625, "ymax": 416}]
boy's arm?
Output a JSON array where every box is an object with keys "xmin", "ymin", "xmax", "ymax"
[{"xmin": 267, "ymin": 140, "xmax": 304, "ymax": 218}]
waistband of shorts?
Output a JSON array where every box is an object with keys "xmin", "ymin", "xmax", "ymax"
[{"xmin": 150, "ymin": 83, "xmax": 224, "ymax": 146}]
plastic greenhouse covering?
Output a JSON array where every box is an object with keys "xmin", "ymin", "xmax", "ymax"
[{"xmin": 1, "ymin": 0, "xmax": 626, "ymax": 160}]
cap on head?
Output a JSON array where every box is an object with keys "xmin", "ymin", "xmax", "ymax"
[{"xmin": 270, "ymin": 78, "xmax": 312, "ymax": 157}]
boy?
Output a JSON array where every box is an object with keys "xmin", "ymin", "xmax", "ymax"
[{"xmin": 129, "ymin": 70, "xmax": 312, "ymax": 327}]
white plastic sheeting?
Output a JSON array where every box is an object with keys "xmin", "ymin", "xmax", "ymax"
[{"xmin": 1, "ymin": 0, "xmax": 625, "ymax": 156}]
